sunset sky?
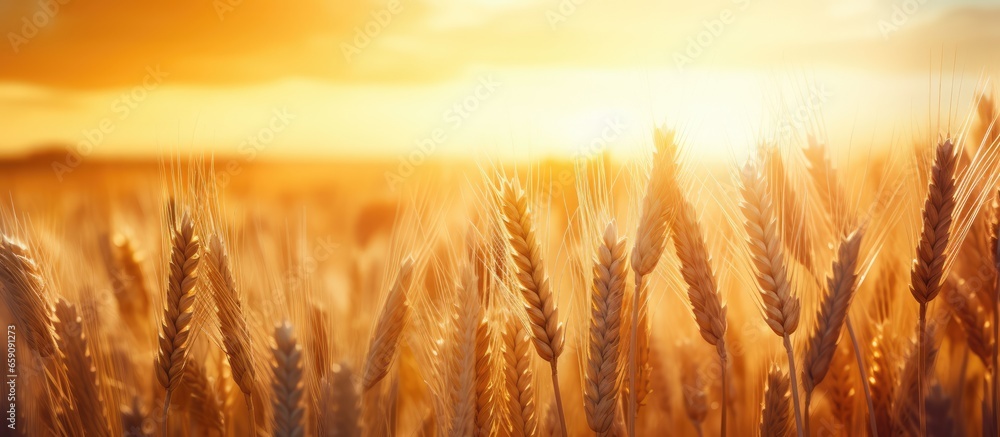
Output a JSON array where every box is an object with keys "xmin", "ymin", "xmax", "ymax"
[{"xmin": 1, "ymin": 0, "xmax": 998, "ymax": 161}]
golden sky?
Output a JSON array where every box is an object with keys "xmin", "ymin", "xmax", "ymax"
[{"xmin": 1, "ymin": 0, "xmax": 998, "ymax": 160}]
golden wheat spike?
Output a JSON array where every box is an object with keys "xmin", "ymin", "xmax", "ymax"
[
  {"xmin": 760, "ymin": 366, "xmax": 793, "ymax": 437},
  {"xmin": 205, "ymin": 233, "xmax": 256, "ymax": 397},
  {"xmin": 0, "ymin": 236, "xmax": 56, "ymax": 358},
  {"xmin": 181, "ymin": 360, "xmax": 226, "ymax": 434},
  {"xmin": 908, "ymin": 139, "xmax": 958, "ymax": 437},
  {"xmin": 498, "ymin": 177, "xmax": 568, "ymax": 434},
  {"xmin": 739, "ymin": 159, "xmax": 804, "ymax": 437},
  {"xmin": 804, "ymin": 227, "xmax": 865, "ymax": 394},
  {"xmin": 503, "ymin": 315, "xmax": 538, "ymax": 437},
  {"xmin": 584, "ymin": 221, "xmax": 627, "ymax": 434},
  {"xmin": 54, "ymin": 298, "xmax": 112, "ymax": 437},
  {"xmin": 363, "ymin": 257, "xmax": 414, "ymax": 391},
  {"xmin": 271, "ymin": 321, "xmax": 305, "ymax": 437},
  {"xmin": 498, "ymin": 179, "xmax": 565, "ymax": 362},
  {"xmin": 910, "ymin": 139, "xmax": 958, "ymax": 306}
]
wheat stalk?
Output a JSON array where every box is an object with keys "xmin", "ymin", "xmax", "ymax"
[
  {"xmin": 182, "ymin": 360, "xmax": 226, "ymax": 434},
  {"xmin": 363, "ymin": 257, "xmax": 414, "ymax": 391},
  {"xmin": 271, "ymin": 321, "xmax": 305, "ymax": 437},
  {"xmin": 100, "ymin": 233, "xmax": 152, "ymax": 338},
  {"xmin": 802, "ymin": 227, "xmax": 865, "ymax": 431},
  {"xmin": 154, "ymin": 210, "xmax": 201, "ymax": 432},
  {"xmin": 0, "ymin": 235, "xmax": 56, "ymax": 358},
  {"xmin": 205, "ymin": 234, "xmax": 257, "ymax": 398},
  {"xmin": 317, "ymin": 362, "xmax": 360, "ymax": 437},
  {"xmin": 668, "ymin": 182, "xmax": 729, "ymax": 435},
  {"xmin": 909, "ymin": 139, "xmax": 958, "ymax": 437},
  {"xmin": 503, "ymin": 314, "xmax": 537, "ymax": 437},
  {"xmin": 738, "ymin": 160, "xmax": 804, "ymax": 436},
  {"xmin": 309, "ymin": 304, "xmax": 333, "ymax": 379},
  {"xmin": 760, "ymin": 366, "xmax": 792, "ymax": 437},
  {"xmin": 626, "ymin": 128, "xmax": 680, "ymax": 437},
  {"xmin": 451, "ymin": 264, "xmax": 479, "ymax": 436},
  {"xmin": 868, "ymin": 322, "xmax": 894, "ymax": 437},
  {"xmin": 584, "ymin": 221, "xmax": 627, "ymax": 434},
  {"xmin": 893, "ymin": 318, "xmax": 940, "ymax": 436},
  {"xmin": 54, "ymin": 298, "xmax": 112, "ymax": 437},
  {"xmin": 761, "ymin": 145, "xmax": 814, "ymax": 270},
  {"xmin": 990, "ymin": 186, "xmax": 1000, "ymax": 433},
  {"xmin": 681, "ymin": 349, "xmax": 708, "ymax": 437},
  {"xmin": 474, "ymin": 315, "xmax": 494, "ymax": 436},
  {"xmin": 945, "ymin": 280, "xmax": 992, "ymax": 366},
  {"xmin": 827, "ymin": 344, "xmax": 856, "ymax": 430},
  {"xmin": 498, "ymin": 178, "xmax": 567, "ymax": 434},
  {"xmin": 802, "ymin": 137, "xmax": 849, "ymax": 231}
]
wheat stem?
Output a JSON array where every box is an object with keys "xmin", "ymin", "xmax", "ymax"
[
  {"xmin": 498, "ymin": 178, "xmax": 567, "ymax": 434},
  {"xmin": 627, "ymin": 273, "xmax": 642, "ymax": 437},
  {"xmin": 918, "ymin": 302, "xmax": 927, "ymax": 437},
  {"xmin": 846, "ymin": 317, "xmax": 878, "ymax": 437},
  {"xmin": 783, "ymin": 334, "xmax": 805, "ymax": 437},
  {"xmin": 362, "ymin": 257, "xmax": 414, "ymax": 391},
  {"xmin": 549, "ymin": 361, "xmax": 567, "ymax": 437}
]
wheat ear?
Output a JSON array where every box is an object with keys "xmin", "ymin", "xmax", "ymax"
[
  {"xmin": 738, "ymin": 160, "xmax": 804, "ymax": 437},
  {"xmin": 760, "ymin": 366, "xmax": 793, "ymax": 437},
  {"xmin": 451, "ymin": 264, "xmax": 480, "ymax": 436},
  {"xmin": 761, "ymin": 145, "xmax": 814, "ymax": 270},
  {"xmin": 800, "ymin": 139, "xmax": 879, "ymax": 436},
  {"xmin": 627, "ymin": 128, "xmax": 679, "ymax": 437},
  {"xmin": 54, "ymin": 298, "xmax": 111, "ymax": 437},
  {"xmin": 474, "ymin": 313, "xmax": 494, "ymax": 435},
  {"xmin": 681, "ymin": 349, "xmax": 708, "ymax": 437},
  {"xmin": 182, "ymin": 360, "xmax": 226, "ymax": 434},
  {"xmin": 893, "ymin": 319, "xmax": 940, "ymax": 436},
  {"xmin": 205, "ymin": 232, "xmax": 259, "ymax": 436},
  {"xmin": 990, "ymin": 186, "xmax": 1000, "ymax": 433},
  {"xmin": 802, "ymin": 227, "xmax": 865, "ymax": 431},
  {"xmin": 362, "ymin": 257, "xmax": 414, "ymax": 391},
  {"xmin": 826, "ymin": 344, "xmax": 855, "ymax": 430},
  {"xmin": 271, "ymin": 321, "xmax": 305, "ymax": 437},
  {"xmin": 0, "ymin": 236, "xmax": 56, "ymax": 358},
  {"xmin": 669, "ymin": 185, "xmax": 729, "ymax": 435},
  {"xmin": 309, "ymin": 304, "xmax": 333, "ymax": 378},
  {"xmin": 585, "ymin": 221, "xmax": 628, "ymax": 434},
  {"xmin": 945, "ymin": 280, "xmax": 992, "ymax": 366},
  {"xmin": 868, "ymin": 323, "xmax": 894, "ymax": 436},
  {"xmin": 154, "ymin": 210, "xmax": 200, "ymax": 433},
  {"xmin": 498, "ymin": 178, "xmax": 567, "ymax": 434},
  {"xmin": 206, "ymin": 234, "xmax": 257, "ymax": 398},
  {"xmin": 322, "ymin": 362, "xmax": 361, "ymax": 437},
  {"xmin": 503, "ymin": 314, "xmax": 538, "ymax": 437},
  {"xmin": 101, "ymin": 233, "xmax": 152, "ymax": 337},
  {"xmin": 909, "ymin": 139, "xmax": 957, "ymax": 437}
]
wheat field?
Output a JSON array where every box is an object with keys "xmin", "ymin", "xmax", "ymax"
[{"xmin": 1, "ymin": 92, "xmax": 1000, "ymax": 437}]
